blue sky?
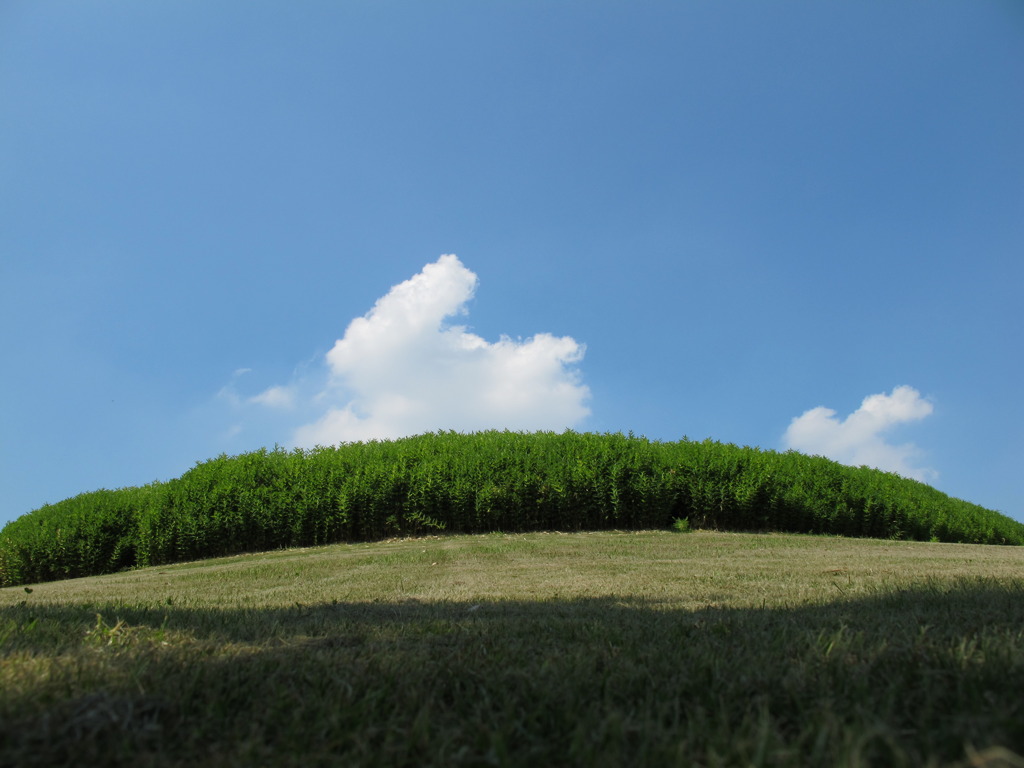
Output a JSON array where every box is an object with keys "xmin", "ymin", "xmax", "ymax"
[{"xmin": 2, "ymin": 2, "xmax": 1022, "ymax": 526}]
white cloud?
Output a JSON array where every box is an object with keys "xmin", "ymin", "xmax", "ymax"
[
  {"xmin": 248, "ymin": 385, "xmax": 295, "ymax": 409},
  {"xmin": 782, "ymin": 385, "xmax": 937, "ymax": 482},
  {"xmin": 247, "ymin": 254, "xmax": 589, "ymax": 446}
]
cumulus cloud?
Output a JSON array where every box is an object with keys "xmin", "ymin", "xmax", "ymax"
[
  {"xmin": 249, "ymin": 255, "xmax": 589, "ymax": 446},
  {"xmin": 782, "ymin": 386, "xmax": 937, "ymax": 482}
]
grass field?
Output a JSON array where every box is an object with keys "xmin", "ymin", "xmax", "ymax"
[{"xmin": 2, "ymin": 530, "xmax": 1023, "ymax": 767}]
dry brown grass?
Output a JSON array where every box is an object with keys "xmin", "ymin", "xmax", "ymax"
[{"xmin": 2, "ymin": 531, "xmax": 1023, "ymax": 767}]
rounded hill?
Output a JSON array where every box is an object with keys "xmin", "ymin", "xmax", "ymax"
[{"xmin": 1, "ymin": 431, "xmax": 1020, "ymax": 587}]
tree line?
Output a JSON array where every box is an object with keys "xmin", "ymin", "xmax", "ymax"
[{"xmin": 2, "ymin": 431, "xmax": 1020, "ymax": 586}]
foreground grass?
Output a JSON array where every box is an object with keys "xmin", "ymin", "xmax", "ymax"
[{"xmin": 2, "ymin": 530, "xmax": 1023, "ymax": 767}]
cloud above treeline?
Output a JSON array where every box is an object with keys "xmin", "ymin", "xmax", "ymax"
[
  {"xmin": 782, "ymin": 385, "xmax": 937, "ymax": 482},
  {"xmin": 240, "ymin": 255, "xmax": 590, "ymax": 446}
]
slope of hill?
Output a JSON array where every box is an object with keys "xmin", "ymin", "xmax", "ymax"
[{"xmin": 2, "ymin": 530, "xmax": 1023, "ymax": 767}]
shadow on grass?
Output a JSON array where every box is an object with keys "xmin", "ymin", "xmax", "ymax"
[{"xmin": 2, "ymin": 580, "xmax": 1024, "ymax": 767}]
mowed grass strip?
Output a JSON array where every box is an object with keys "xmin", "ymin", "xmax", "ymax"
[{"xmin": 2, "ymin": 531, "xmax": 1023, "ymax": 767}]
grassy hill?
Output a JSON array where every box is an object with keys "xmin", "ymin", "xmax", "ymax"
[
  {"xmin": 2, "ymin": 530, "xmax": 1023, "ymax": 767},
  {"xmin": 2, "ymin": 431, "xmax": 1022, "ymax": 588}
]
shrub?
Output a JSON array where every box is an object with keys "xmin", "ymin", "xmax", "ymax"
[{"xmin": 2, "ymin": 432, "xmax": 1021, "ymax": 586}]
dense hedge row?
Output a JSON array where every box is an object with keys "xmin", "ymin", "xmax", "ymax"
[{"xmin": 2, "ymin": 431, "xmax": 1022, "ymax": 586}]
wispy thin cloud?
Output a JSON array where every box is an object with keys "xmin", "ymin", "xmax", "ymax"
[
  {"xmin": 248, "ymin": 385, "xmax": 295, "ymax": 409},
  {"xmin": 782, "ymin": 385, "xmax": 937, "ymax": 482}
]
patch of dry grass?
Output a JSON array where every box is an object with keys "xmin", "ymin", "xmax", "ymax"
[{"xmin": 2, "ymin": 531, "xmax": 1023, "ymax": 767}]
